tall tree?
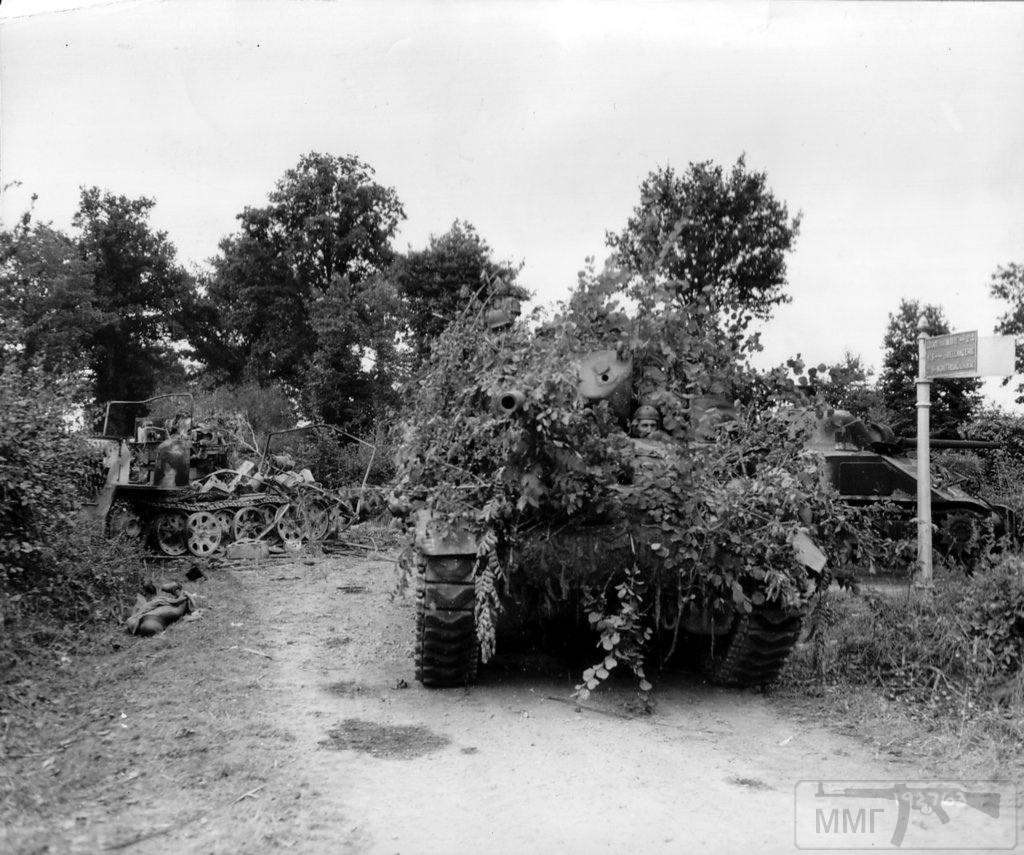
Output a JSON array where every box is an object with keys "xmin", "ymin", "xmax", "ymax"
[
  {"xmin": 989, "ymin": 261, "xmax": 1024, "ymax": 402},
  {"xmin": 73, "ymin": 187, "xmax": 192, "ymax": 405},
  {"xmin": 191, "ymin": 152, "xmax": 406, "ymax": 428},
  {"xmin": 607, "ymin": 156, "xmax": 800, "ymax": 321},
  {"xmin": 391, "ymin": 220, "xmax": 521, "ymax": 364},
  {"xmin": 878, "ymin": 299, "xmax": 981, "ymax": 435}
]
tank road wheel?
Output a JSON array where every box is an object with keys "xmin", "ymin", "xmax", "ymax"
[
  {"xmin": 232, "ymin": 507, "xmax": 267, "ymax": 541},
  {"xmin": 187, "ymin": 511, "xmax": 223, "ymax": 557},
  {"xmin": 936, "ymin": 510, "xmax": 994, "ymax": 569},
  {"xmin": 305, "ymin": 499, "xmax": 332, "ymax": 541},
  {"xmin": 415, "ymin": 554, "xmax": 479, "ymax": 687},
  {"xmin": 154, "ymin": 512, "xmax": 188, "ymax": 556},
  {"xmin": 276, "ymin": 505, "xmax": 305, "ymax": 548},
  {"xmin": 704, "ymin": 609, "xmax": 804, "ymax": 688},
  {"xmin": 107, "ymin": 502, "xmax": 144, "ymax": 540}
]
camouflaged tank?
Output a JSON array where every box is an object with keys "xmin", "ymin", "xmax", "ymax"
[{"xmin": 408, "ymin": 330, "xmax": 829, "ymax": 690}]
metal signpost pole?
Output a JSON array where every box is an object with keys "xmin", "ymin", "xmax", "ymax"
[{"xmin": 915, "ymin": 332, "xmax": 933, "ymax": 588}]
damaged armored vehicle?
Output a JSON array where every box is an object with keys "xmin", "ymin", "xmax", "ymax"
[{"xmin": 83, "ymin": 395, "xmax": 356, "ymax": 556}]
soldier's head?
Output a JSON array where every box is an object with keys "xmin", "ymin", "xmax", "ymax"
[
  {"xmin": 631, "ymin": 404, "xmax": 661, "ymax": 438},
  {"xmin": 485, "ymin": 278, "xmax": 523, "ymax": 330}
]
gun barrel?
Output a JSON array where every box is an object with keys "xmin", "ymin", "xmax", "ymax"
[
  {"xmin": 900, "ymin": 438, "xmax": 1001, "ymax": 450},
  {"xmin": 496, "ymin": 389, "xmax": 526, "ymax": 415}
]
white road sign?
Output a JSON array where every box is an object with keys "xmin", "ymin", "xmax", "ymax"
[{"xmin": 923, "ymin": 331, "xmax": 1015, "ymax": 379}]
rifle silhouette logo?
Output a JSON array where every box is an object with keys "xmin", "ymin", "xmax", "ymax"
[{"xmin": 815, "ymin": 781, "xmax": 1001, "ymax": 847}]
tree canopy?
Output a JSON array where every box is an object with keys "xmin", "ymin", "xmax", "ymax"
[
  {"xmin": 607, "ymin": 156, "xmax": 800, "ymax": 322},
  {"xmin": 787, "ymin": 352, "xmax": 884, "ymax": 417},
  {"xmin": 1, "ymin": 189, "xmax": 191, "ymax": 412},
  {"xmin": 878, "ymin": 299, "xmax": 981, "ymax": 435},
  {"xmin": 391, "ymin": 220, "xmax": 521, "ymax": 364},
  {"xmin": 0, "ymin": 208, "xmax": 99, "ymax": 378},
  {"xmin": 187, "ymin": 152, "xmax": 406, "ymax": 429},
  {"xmin": 73, "ymin": 187, "xmax": 192, "ymax": 405}
]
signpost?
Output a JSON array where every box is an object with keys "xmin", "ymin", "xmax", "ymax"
[{"xmin": 916, "ymin": 330, "xmax": 1015, "ymax": 586}]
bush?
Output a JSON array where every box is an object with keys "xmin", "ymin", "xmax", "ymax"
[
  {"xmin": 965, "ymin": 556, "xmax": 1024, "ymax": 679},
  {"xmin": 191, "ymin": 379, "xmax": 297, "ymax": 439},
  {"xmin": 804, "ymin": 555, "xmax": 1024, "ymax": 707},
  {"xmin": 0, "ymin": 366, "xmax": 145, "ymax": 669},
  {"xmin": 0, "ymin": 366, "xmax": 96, "ymax": 588},
  {"xmin": 269, "ymin": 426, "xmax": 396, "ymax": 489},
  {"xmin": 961, "ymin": 409, "xmax": 1024, "ymax": 518}
]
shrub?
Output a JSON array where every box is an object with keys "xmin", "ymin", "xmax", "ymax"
[
  {"xmin": 269, "ymin": 426, "xmax": 396, "ymax": 489},
  {"xmin": 803, "ymin": 554, "xmax": 1024, "ymax": 708},
  {"xmin": 0, "ymin": 366, "xmax": 96, "ymax": 589},
  {"xmin": 961, "ymin": 409, "xmax": 1024, "ymax": 518},
  {"xmin": 964, "ymin": 556, "xmax": 1024, "ymax": 679},
  {"xmin": 191, "ymin": 379, "xmax": 298, "ymax": 439},
  {"xmin": 0, "ymin": 366, "xmax": 145, "ymax": 669}
]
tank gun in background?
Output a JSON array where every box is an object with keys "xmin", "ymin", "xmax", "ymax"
[{"xmin": 809, "ymin": 408, "xmax": 1017, "ymax": 563}]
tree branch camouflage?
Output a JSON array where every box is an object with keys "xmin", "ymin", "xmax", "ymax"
[{"xmin": 395, "ymin": 252, "xmax": 866, "ymax": 696}]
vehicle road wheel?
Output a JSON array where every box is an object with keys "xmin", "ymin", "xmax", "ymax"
[
  {"xmin": 232, "ymin": 506, "xmax": 267, "ymax": 541},
  {"xmin": 936, "ymin": 510, "xmax": 994, "ymax": 569},
  {"xmin": 187, "ymin": 511, "xmax": 223, "ymax": 557},
  {"xmin": 107, "ymin": 502, "xmax": 144, "ymax": 540},
  {"xmin": 154, "ymin": 512, "xmax": 188, "ymax": 556},
  {"xmin": 305, "ymin": 499, "xmax": 332, "ymax": 541},
  {"xmin": 276, "ymin": 504, "xmax": 305, "ymax": 548}
]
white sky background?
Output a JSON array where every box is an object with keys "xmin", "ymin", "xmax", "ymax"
[{"xmin": 1, "ymin": 0, "xmax": 1023, "ymax": 408}]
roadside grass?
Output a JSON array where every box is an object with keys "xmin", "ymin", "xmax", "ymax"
[
  {"xmin": 779, "ymin": 562, "xmax": 1024, "ymax": 779},
  {"xmin": 0, "ymin": 564, "xmax": 293, "ymax": 854}
]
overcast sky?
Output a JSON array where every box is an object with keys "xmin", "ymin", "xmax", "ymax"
[{"xmin": 2, "ymin": 0, "xmax": 1023, "ymax": 407}]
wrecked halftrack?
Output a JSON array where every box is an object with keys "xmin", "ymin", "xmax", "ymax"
[
  {"xmin": 83, "ymin": 395, "xmax": 365, "ymax": 556},
  {"xmin": 395, "ymin": 284, "xmax": 834, "ymax": 692}
]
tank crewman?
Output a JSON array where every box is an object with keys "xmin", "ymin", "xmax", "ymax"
[
  {"xmin": 484, "ymin": 277, "xmax": 524, "ymax": 330},
  {"xmin": 630, "ymin": 404, "xmax": 670, "ymax": 440}
]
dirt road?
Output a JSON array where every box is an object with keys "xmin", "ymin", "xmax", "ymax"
[{"xmin": 2, "ymin": 549, "xmax": 1009, "ymax": 854}]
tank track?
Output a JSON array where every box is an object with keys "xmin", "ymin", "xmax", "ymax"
[
  {"xmin": 705, "ymin": 608, "xmax": 804, "ymax": 687},
  {"xmin": 415, "ymin": 555, "xmax": 479, "ymax": 687},
  {"xmin": 140, "ymin": 492, "xmax": 278, "ymax": 515}
]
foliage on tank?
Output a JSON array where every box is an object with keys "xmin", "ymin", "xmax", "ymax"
[{"xmin": 395, "ymin": 266, "xmax": 870, "ymax": 695}]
